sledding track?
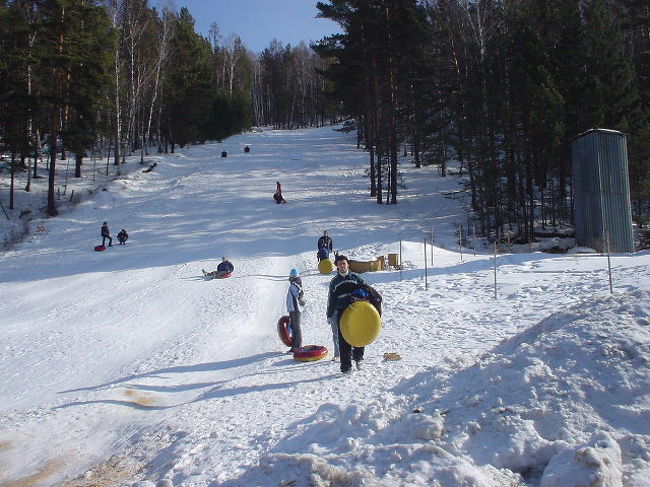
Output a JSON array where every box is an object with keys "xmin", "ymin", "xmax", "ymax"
[{"xmin": 0, "ymin": 128, "xmax": 377, "ymax": 486}]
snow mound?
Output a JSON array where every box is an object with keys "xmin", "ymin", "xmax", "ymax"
[
  {"xmin": 541, "ymin": 432, "xmax": 623, "ymax": 487},
  {"xmin": 410, "ymin": 290, "xmax": 650, "ymax": 485},
  {"xmin": 223, "ymin": 291, "xmax": 650, "ymax": 486}
]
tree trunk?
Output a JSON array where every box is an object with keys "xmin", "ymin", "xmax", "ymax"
[
  {"xmin": 47, "ymin": 125, "xmax": 58, "ymax": 216},
  {"xmin": 75, "ymin": 152, "xmax": 83, "ymax": 178},
  {"xmin": 10, "ymin": 153, "xmax": 16, "ymax": 210}
]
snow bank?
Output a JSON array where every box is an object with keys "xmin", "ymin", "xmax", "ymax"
[{"xmin": 223, "ymin": 291, "xmax": 650, "ymax": 486}]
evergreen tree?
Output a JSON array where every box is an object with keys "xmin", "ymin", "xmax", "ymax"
[
  {"xmin": 163, "ymin": 7, "xmax": 214, "ymax": 148},
  {"xmin": 581, "ymin": 0, "xmax": 648, "ymax": 218},
  {"xmin": 24, "ymin": 0, "xmax": 114, "ymax": 215},
  {"xmin": 580, "ymin": 0, "xmax": 640, "ymax": 131},
  {"xmin": 1, "ymin": 1, "xmax": 33, "ymax": 168},
  {"xmin": 609, "ymin": 0, "xmax": 650, "ymax": 217},
  {"xmin": 316, "ymin": 0, "xmax": 434, "ymax": 204},
  {"xmin": 62, "ymin": 0, "xmax": 115, "ymax": 177}
]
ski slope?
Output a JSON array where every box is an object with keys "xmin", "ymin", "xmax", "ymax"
[{"xmin": 1, "ymin": 126, "xmax": 649, "ymax": 487}]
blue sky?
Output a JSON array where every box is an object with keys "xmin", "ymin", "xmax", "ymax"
[{"xmin": 152, "ymin": 0, "xmax": 341, "ymax": 53}]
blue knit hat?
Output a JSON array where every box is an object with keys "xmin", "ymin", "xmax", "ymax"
[{"xmin": 289, "ymin": 268, "xmax": 300, "ymax": 277}]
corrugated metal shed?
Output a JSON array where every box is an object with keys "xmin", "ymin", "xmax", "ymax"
[{"xmin": 572, "ymin": 129, "xmax": 634, "ymax": 253}]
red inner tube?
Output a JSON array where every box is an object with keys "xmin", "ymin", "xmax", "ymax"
[
  {"xmin": 293, "ymin": 345, "xmax": 328, "ymax": 361},
  {"xmin": 277, "ymin": 315, "xmax": 293, "ymax": 347}
]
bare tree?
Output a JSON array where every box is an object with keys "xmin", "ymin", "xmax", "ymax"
[{"xmin": 144, "ymin": 6, "xmax": 173, "ymax": 152}]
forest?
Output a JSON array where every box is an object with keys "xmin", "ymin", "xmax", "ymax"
[
  {"xmin": 0, "ymin": 0, "xmax": 648, "ymax": 245},
  {"xmin": 0, "ymin": 0, "xmax": 339, "ymax": 217},
  {"xmin": 314, "ymin": 0, "xmax": 650, "ymax": 243}
]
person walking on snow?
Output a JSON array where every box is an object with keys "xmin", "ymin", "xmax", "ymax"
[
  {"xmin": 203, "ymin": 257, "xmax": 234, "ymax": 279},
  {"xmin": 326, "ymin": 254, "xmax": 367, "ymax": 372},
  {"xmin": 101, "ymin": 221, "xmax": 112, "ymax": 247},
  {"xmin": 317, "ymin": 230, "xmax": 333, "ymax": 261},
  {"xmin": 286, "ymin": 268, "xmax": 305, "ymax": 352}
]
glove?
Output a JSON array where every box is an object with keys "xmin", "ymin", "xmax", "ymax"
[{"xmin": 351, "ymin": 288, "xmax": 368, "ymax": 299}]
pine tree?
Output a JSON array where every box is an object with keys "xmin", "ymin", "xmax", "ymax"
[
  {"xmin": 62, "ymin": 0, "xmax": 115, "ymax": 178},
  {"xmin": 580, "ymin": 0, "xmax": 640, "ymax": 130},
  {"xmin": 29, "ymin": 0, "xmax": 115, "ymax": 215},
  {"xmin": 163, "ymin": 7, "xmax": 214, "ymax": 148}
]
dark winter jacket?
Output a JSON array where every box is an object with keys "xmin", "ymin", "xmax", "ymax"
[
  {"xmin": 317, "ymin": 248, "xmax": 330, "ymax": 260},
  {"xmin": 317, "ymin": 235, "xmax": 333, "ymax": 252},
  {"xmin": 117, "ymin": 230, "xmax": 128, "ymax": 242},
  {"xmin": 101, "ymin": 223, "xmax": 110, "ymax": 237},
  {"xmin": 326, "ymin": 271, "xmax": 367, "ymax": 318},
  {"xmin": 217, "ymin": 260, "xmax": 234, "ymax": 273},
  {"xmin": 330, "ymin": 280, "xmax": 382, "ymax": 317}
]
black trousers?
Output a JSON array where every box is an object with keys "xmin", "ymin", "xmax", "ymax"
[{"xmin": 338, "ymin": 322, "xmax": 364, "ymax": 372}]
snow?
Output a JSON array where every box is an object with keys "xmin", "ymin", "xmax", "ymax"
[{"xmin": 1, "ymin": 126, "xmax": 649, "ymax": 487}]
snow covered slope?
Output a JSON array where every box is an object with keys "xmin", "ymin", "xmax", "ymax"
[{"xmin": 1, "ymin": 126, "xmax": 649, "ymax": 487}]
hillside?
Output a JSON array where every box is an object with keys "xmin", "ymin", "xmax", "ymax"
[{"xmin": 1, "ymin": 126, "xmax": 649, "ymax": 487}]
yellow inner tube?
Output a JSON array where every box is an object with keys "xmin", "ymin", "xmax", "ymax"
[
  {"xmin": 318, "ymin": 259, "xmax": 334, "ymax": 274},
  {"xmin": 340, "ymin": 301, "xmax": 381, "ymax": 347}
]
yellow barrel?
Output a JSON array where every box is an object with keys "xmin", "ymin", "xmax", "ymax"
[{"xmin": 340, "ymin": 301, "xmax": 382, "ymax": 347}]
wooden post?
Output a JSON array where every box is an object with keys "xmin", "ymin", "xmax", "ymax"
[
  {"xmin": 605, "ymin": 230, "xmax": 613, "ymax": 294},
  {"xmin": 424, "ymin": 237, "xmax": 428, "ymax": 290},
  {"xmin": 472, "ymin": 224, "xmax": 476, "ymax": 256},
  {"xmin": 458, "ymin": 223, "xmax": 463, "ymax": 261},
  {"xmin": 493, "ymin": 237, "xmax": 498, "ymax": 300},
  {"xmin": 399, "ymin": 237, "xmax": 403, "ymax": 281}
]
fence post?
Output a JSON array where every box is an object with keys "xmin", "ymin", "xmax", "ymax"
[
  {"xmin": 424, "ymin": 237, "xmax": 428, "ymax": 290},
  {"xmin": 458, "ymin": 223, "xmax": 463, "ymax": 261},
  {"xmin": 605, "ymin": 230, "xmax": 613, "ymax": 294},
  {"xmin": 399, "ymin": 236, "xmax": 403, "ymax": 282},
  {"xmin": 472, "ymin": 224, "xmax": 476, "ymax": 256},
  {"xmin": 493, "ymin": 236, "xmax": 498, "ymax": 300}
]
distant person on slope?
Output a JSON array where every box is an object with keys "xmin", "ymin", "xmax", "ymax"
[
  {"xmin": 273, "ymin": 181, "xmax": 286, "ymax": 204},
  {"xmin": 101, "ymin": 221, "xmax": 112, "ymax": 247},
  {"xmin": 286, "ymin": 268, "xmax": 306, "ymax": 352},
  {"xmin": 203, "ymin": 257, "xmax": 234, "ymax": 279},
  {"xmin": 117, "ymin": 229, "xmax": 129, "ymax": 245},
  {"xmin": 317, "ymin": 230, "xmax": 333, "ymax": 261},
  {"xmin": 326, "ymin": 254, "xmax": 367, "ymax": 371}
]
